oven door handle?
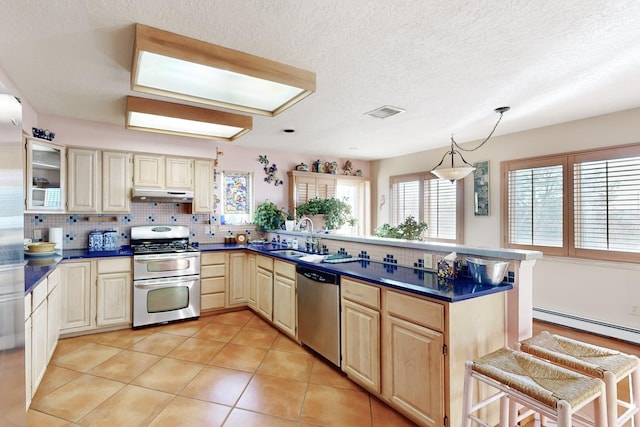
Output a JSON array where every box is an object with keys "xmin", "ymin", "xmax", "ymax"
[
  {"xmin": 134, "ymin": 252, "xmax": 200, "ymax": 261},
  {"xmin": 134, "ymin": 275, "xmax": 200, "ymax": 289}
]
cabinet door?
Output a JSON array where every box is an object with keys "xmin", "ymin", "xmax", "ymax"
[
  {"xmin": 46, "ymin": 284, "xmax": 60, "ymax": 363},
  {"xmin": 256, "ymin": 267, "xmax": 273, "ymax": 320},
  {"xmin": 25, "ymin": 138, "xmax": 66, "ymax": 212},
  {"xmin": 228, "ymin": 252, "xmax": 248, "ymax": 306},
  {"xmin": 247, "ymin": 254, "xmax": 257, "ymax": 309},
  {"xmin": 96, "ymin": 272, "xmax": 132, "ymax": 326},
  {"xmin": 31, "ymin": 299, "xmax": 48, "ymax": 393},
  {"xmin": 133, "ymin": 154, "xmax": 164, "ymax": 188},
  {"xmin": 383, "ymin": 315, "xmax": 444, "ymax": 427},
  {"xmin": 67, "ymin": 147, "xmax": 100, "ymax": 213},
  {"xmin": 59, "ymin": 262, "xmax": 94, "ymax": 332},
  {"xmin": 273, "ymin": 272, "xmax": 296, "ymax": 338},
  {"xmin": 102, "ymin": 151, "xmax": 131, "ymax": 213},
  {"xmin": 341, "ymin": 299, "xmax": 380, "ymax": 392},
  {"xmin": 166, "ymin": 157, "xmax": 193, "ymax": 189},
  {"xmin": 192, "ymin": 159, "xmax": 212, "ymax": 213},
  {"xmin": 25, "ymin": 315, "xmax": 32, "ymax": 406}
]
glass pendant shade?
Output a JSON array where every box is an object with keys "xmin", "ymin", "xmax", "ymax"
[{"xmin": 431, "ymin": 165, "xmax": 476, "ymax": 181}]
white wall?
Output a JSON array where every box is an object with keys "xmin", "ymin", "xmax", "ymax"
[{"xmin": 372, "ymin": 107, "xmax": 640, "ymax": 336}]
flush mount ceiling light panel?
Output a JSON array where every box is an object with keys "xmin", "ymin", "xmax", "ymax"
[
  {"xmin": 131, "ymin": 24, "xmax": 316, "ymax": 117},
  {"xmin": 125, "ymin": 96, "xmax": 252, "ymax": 141}
]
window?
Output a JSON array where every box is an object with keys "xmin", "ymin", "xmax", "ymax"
[
  {"xmin": 390, "ymin": 173, "xmax": 463, "ymax": 242},
  {"xmin": 502, "ymin": 143, "xmax": 640, "ymax": 262},
  {"xmin": 221, "ymin": 171, "xmax": 253, "ymax": 225}
]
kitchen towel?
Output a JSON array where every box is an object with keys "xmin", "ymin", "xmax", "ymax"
[{"xmin": 49, "ymin": 227, "xmax": 63, "ymax": 252}]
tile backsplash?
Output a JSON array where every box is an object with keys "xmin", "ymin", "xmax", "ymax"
[{"xmin": 25, "ymin": 202, "xmax": 255, "ymax": 249}]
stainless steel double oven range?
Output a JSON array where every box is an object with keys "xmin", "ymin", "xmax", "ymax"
[{"xmin": 131, "ymin": 225, "xmax": 200, "ymax": 328}]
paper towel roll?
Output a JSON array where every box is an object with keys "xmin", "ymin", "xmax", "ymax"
[{"xmin": 49, "ymin": 227, "xmax": 63, "ymax": 252}]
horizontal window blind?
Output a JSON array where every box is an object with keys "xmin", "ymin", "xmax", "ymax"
[
  {"xmin": 507, "ymin": 165, "xmax": 563, "ymax": 247},
  {"xmin": 391, "ymin": 178, "xmax": 420, "ymax": 226},
  {"xmin": 424, "ymin": 179, "xmax": 456, "ymax": 239},
  {"xmin": 574, "ymin": 155, "xmax": 640, "ymax": 253}
]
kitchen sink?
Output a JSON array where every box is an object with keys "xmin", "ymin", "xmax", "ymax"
[{"xmin": 268, "ymin": 249, "xmax": 309, "ymax": 258}]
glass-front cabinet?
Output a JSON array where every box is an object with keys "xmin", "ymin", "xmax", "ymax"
[{"xmin": 25, "ymin": 138, "xmax": 66, "ymax": 212}]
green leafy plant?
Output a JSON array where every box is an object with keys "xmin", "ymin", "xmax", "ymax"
[
  {"xmin": 296, "ymin": 197, "xmax": 355, "ymax": 230},
  {"xmin": 253, "ymin": 201, "xmax": 288, "ymax": 232},
  {"xmin": 374, "ymin": 215, "xmax": 428, "ymax": 241}
]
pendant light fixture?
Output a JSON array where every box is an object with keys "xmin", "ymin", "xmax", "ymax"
[{"xmin": 430, "ymin": 106, "xmax": 510, "ymax": 182}]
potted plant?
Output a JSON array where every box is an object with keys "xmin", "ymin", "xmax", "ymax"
[
  {"xmin": 296, "ymin": 197, "xmax": 354, "ymax": 230},
  {"xmin": 374, "ymin": 215, "xmax": 428, "ymax": 240},
  {"xmin": 253, "ymin": 201, "xmax": 288, "ymax": 232}
]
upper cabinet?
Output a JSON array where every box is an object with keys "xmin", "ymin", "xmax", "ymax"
[
  {"xmin": 133, "ymin": 154, "xmax": 193, "ymax": 190},
  {"xmin": 25, "ymin": 138, "xmax": 66, "ymax": 212},
  {"xmin": 67, "ymin": 147, "xmax": 100, "ymax": 213},
  {"xmin": 102, "ymin": 151, "xmax": 131, "ymax": 213},
  {"xmin": 192, "ymin": 159, "xmax": 213, "ymax": 213}
]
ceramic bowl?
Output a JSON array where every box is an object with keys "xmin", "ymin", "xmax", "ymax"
[{"xmin": 26, "ymin": 242, "xmax": 57, "ymax": 252}]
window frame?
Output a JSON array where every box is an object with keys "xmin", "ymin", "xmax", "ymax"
[
  {"xmin": 389, "ymin": 172, "xmax": 464, "ymax": 243},
  {"xmin": 502, "ymin": 143, "xmax": 640, "ymax": 263}
]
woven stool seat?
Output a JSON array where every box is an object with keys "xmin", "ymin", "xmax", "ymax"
[{"xmin": 473, "ymin": 347, "xmax": 604, "ymax": 409}]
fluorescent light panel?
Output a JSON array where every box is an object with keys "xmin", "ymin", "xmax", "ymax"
[
  {"xmin": 132, "ymin": 24, "xmax": 316, "ymax": 117},
  {"xmin": 125, "ymin": 96, "xmax": 252, "ymax": 141}
]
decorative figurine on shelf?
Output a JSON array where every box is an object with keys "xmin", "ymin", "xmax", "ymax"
[
  {"xmin": 295, "ymin": 162, "xmax": 309, "ymax": 171},
  {"xmin": 32, "ymin": 127, "xmax": 55, "ymax": 141},
  {"xmin": 343, "ymin": 160, "xmax": 353, "ymax": 175},
  {"xmin": 312, "ymin": 159, "xmax": 324, "ymax": 173},
  {"xmin": 355, "ymin": 169, "xmax": 363, "ymax": 176},
  {"xmin": 258, "ymin": 155, "xmax": 284, "ymax": 186},
  {"xmin": 326, "ymin": 161, "xmax": 338, "ymax": 174}
]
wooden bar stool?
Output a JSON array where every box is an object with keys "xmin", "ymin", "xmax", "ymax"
[
  {"xmin": 462, "ymin": 347, "xmax": 606, "ymax": 427},
  {"xmin": 519, "ymin": 331, "xmax": 640, "ymax": 427}
]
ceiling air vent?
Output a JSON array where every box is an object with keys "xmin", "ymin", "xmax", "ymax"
[{"xmin": 365, "ymin": 105, "xmax": 405, "ymax": 119}]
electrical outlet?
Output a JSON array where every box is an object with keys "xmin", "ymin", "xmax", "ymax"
[
  {"xmin": 631, "ymin": 305, "xmax": 640, "ymax": 316},
  {"xmin": 33, "ymin": 229, "xmax": 42, "ymax": 241},
  {"xmin": 423, "ymin": 253, "xmax": 434, "ymax": 269}
]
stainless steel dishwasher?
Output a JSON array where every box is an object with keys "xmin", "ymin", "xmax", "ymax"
[{"xmin": 296, "ymin": 264, "xmax": 340, "ymax": 367}]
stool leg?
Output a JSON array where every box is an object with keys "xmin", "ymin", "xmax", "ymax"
[
  {"xmin": 604, "ymin": 371, "xmax": 617, "ymax": 427},
  {"xmin": 462, "ymin": 361, "xmax": 473, "ymax": 427},
  {"xmin": 631, "ymin": 366, "xmax": 640, "ymax": 427},
  {"xmin": 595, "ymin": 382, "xmax": 607, "ymax": 427},
  {"xmin": 557, "ymin": 400, "xmax": 571, "ymax": 427},
  {"xmin": 500, "ymin": 394, "xmax": 509, "ymax": 426}
]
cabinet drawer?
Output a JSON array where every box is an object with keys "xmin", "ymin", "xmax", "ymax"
[
  {"xmin": 201, "ymin": 293, "xmax": 225, "ymax": 310},
  {"xmin": 47, "ymin": 267, "xmax": 61, "ymax": 293},
  {"xmin": 386, "ymin": 291, "xmax": 444, "ymax": 332},
  {"xmin": 201, "ymin": 252, "xmax": 226, "ymax": 265},
  {"xmin": 97, "ymin": 257, "xmax": 131, "ymax": 274},
  {"xmin": 257, "ymin": 255, "xmax": 274, "ymax": 271},
  {"xmin": 202, "ymin": 277, "xmax": 226, "ymax": 294},
  {"xmin": 201, "ymin": 264, "xmax": 225, "ymax": 278},
  {"xmin": 32, "ymin": 280, "xmax": 48, "ymax": 311},
  {"xmin": 342, "ymin": 278, "xmax": 380, "ymax": 310},
  {"xmin": 274, "ymin": 260, "xmax": 295, "ymax": 279}
]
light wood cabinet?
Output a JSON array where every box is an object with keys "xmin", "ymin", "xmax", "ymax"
[
  {"xmin": 247, "ymin": 253, "xmax": 257, "ymax": 309},
  {"xmin": 192, "ymin": 159, "xmax": 213, "ymax": 213},
  {"xmin": 25, "ymin": 137, "xmax": 66, "ymax": 212},
  {"xmin": 133, "ymin": 153, "xmax": 164, "ymax": 188},
  {"xmin": 272, "ymin": 260, "xmax": 296, "ymax": 338},
  {"xmin": 166, "ymin": 157, "xmax": 193, "ymax": 189},
  {"xmin": 67, "ymin": 147, "xmax": 100, "ymax": 213},
  {"xmin": 31, "ymin": 292, "xmax": 48, "ymax": 397},
  {"xmin": 102, "ymin": 151, "xmax": 131, "ymax": 213},
  {"xmin": 228, "ymin": 252, "xmax": 248, "ymax": 306},
  {"xmin": 59, "ymin": 261, "xmax": 94, "ymax": 333},
  {"xmin": 341, "ymin": 278, "xmax": 380, "ymax": 393},
  {"xmin": 46, "ymin": 267, "xmax": 61, "ymax": 362},
  {"xmin": 96, "ymin": 258, "xmax": 132, "ymax": 326},
  {"xmin": 24, "ymin": 312, "xmax": 32, "ymax": 409},
  {"xmin": 255, "ymin": 255, "xmax": 274, "ymax": 320},
  {"xmin": 201, "ymin": 252, "xmax": 227, "ymax": 311}
]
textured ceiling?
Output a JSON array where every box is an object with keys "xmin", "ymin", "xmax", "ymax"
[{"xmin": 1, "ymin": 1, "xmax": 640, "ymax": 160}]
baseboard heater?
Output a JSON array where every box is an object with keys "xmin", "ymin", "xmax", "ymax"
[{"xmin": 534, "ymin": 307, "xmax": 640, "ymax": 345}]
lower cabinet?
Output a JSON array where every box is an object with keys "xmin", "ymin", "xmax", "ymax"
[
  {"xmin": 59, "ymin": 261, "xmax": 94, "ymax": 332},
  {"xmin": 247, "ymin": 253, "xmax": 257, "ymax": 309},
  {"xmin": 272, "ymin": 260, "xmax": 296, "ymax": 339},
  {"xmin": 200, "ymin": 252, "xmax": 227, "ymax": 312},
  {"xmin": 46, "ymin": 267, "xmax": 61, "ymax": 362},
  {"xmin": 228, "ymin": 252, "xmax": 248, "ymax": 306},
  {"xmin": 255, "ymin": 255, "xmax": 274, "ymax": 320},
  {"xmin": 96, "ymin": 258, "xmax": 132, "ymax": 326}
]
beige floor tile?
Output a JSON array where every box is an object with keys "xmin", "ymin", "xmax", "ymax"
[
  {"xmin": 244, "ymin": 315, "xmax": 274, "ymax": 331},
  {"xmin": 78, "ymin": 384, "xmax": 174, "ymax": 426},
  {"xmin": 132, "ymin": 358, "xmax": 203, "ymax": 394},
  {"xmin": 257, "ymin": 349, "xmax": 314, "ymax": 382},
  {"xmin": 52, "ymin": 342, "xmax": 122, "ymax": 373},
  {"xmin": 371, "ymin": 396, "xmax": 417, "ymax": 426},
  {"xmin": 271, "ymin": 334, "xmax": 309, "ymax": 354},
  {"xmin": 223, "ymin": 408, "xmax": 298, "ymax": 427},
  {"xmin": 51, "ymin": 337, "xmax": 92, "ymax": 361},
  {"xmin": 309, "ymin": 358, "xmax": 361, "ymax": 390},
  {"xmin": 80, "ymin": 327, "xmax": 152, "ymax": 348},
  {"xmin": 128, "ymin": 332, "xmax": 188, "ymax": 356},
  {"xmin": 229, "ymin": 326, "xmax": 279, "ymax": 349},
  {"xmin": 193, "ymin": 322, "xmax": 242, "ymax": 342},
  {"xmin": 30, "ymin": 374, "xmax": 124, "ymax": 422},
  {"xmin": 156, "ymin": 317, "xmax": 212, "ymax": 337},
  {"xmin": 210, "ymin": 309, "xmax": 255, "ymax": 326},
  {"xmin": 32, "ymin": 365, "xmax": 82, "ymax": 401},
  {"xmin": 88, "ymin": 350, "xmax": 160, "ymax": 383},
  {"xmin": 180, "ymin": 366, "xmax": 252, "ymax": 406},
  {"xmin": 236, "ymin": 374, "xmax": 307, "ymax": 419},
  {"xmin": 208, "ymin": 343, "xmax": 268, "ymax": 372},
  {"xmin": 27, "ymin": 409, "xmax": 72, "ymax": 426},
  {"xmin": 167, "ymin": 337, "xmax": 225, "ymax": 364},
  {"xmin": 147, "ymin": 396, "xmax": 231, "ymax": 427},
  {"xmin": 300, "ymin": 383, "xmax": 372, "ymax": 427}
]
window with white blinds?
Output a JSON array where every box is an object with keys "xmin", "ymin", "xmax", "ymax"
[
  {"xmin": 390, "ymin": 173, "xmax": 462, "ymax": 242},
  {"xmin": 503, "ymin": 143, "xmax": 640, "ymax": 262}
]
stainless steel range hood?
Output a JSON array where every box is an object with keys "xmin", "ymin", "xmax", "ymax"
[{"xmin": 131, "ymin": 188, "xmax": 194, "ymax": 203}]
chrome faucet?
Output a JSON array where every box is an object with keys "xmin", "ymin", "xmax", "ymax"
[{"xmin": 298, "ymin": 216, "xmax": 317, "ymax": 252}]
